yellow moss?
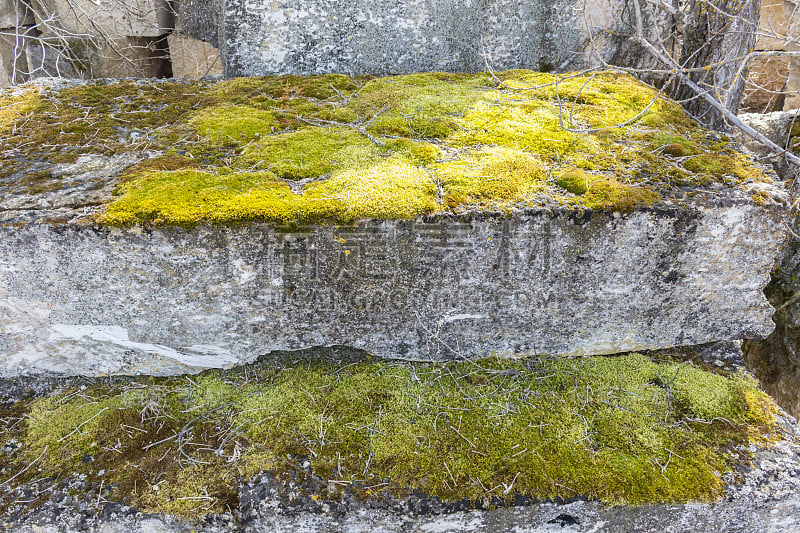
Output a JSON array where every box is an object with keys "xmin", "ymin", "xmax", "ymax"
[
  {"xmin": 307, "ymin": 158, "xmax": 438, "ymax": 220},
  {"xmin": 583, "ymin": 179, "xmax": 660, "ymax": 211},
  {"xmin": 450, "ymin": 99, "xmax": 597, "ymax": 160},
  {"xmin": 138, "ymin": 462, "xmax": 238, "ymax": 516},
  {"xmin": 0, "ymin": 89, "xmax": 39, "ymax": 131},
  {"xmin": 0, "ymin": 70, "xmax": 771, "ymax": 224},
  {"xmin": 651, "ymin": 132, "xmax": 703, "ymax": 157},
  {"xmin": 190, "ymin": 104, "xmax": 279, "ymax": 144},
  {"xmin": 683, "ymin": 153, "xmax": 755, "ymax": 182},
  {"xmin": 100, "ymin": 158, "xmax": 436, "ymax": 225},
  {"xmin": 354, "ymin": 72, "xmax": 491, "ymax": 138},
  {"xmin": 382, "ymin": 138, "xmax": 442, "ymax": 165},
  {"xmin": 100, "ymin": 169, "xmax": 292, "ymax": 225},
  {"xmin": 556, "ymin": 167, "xmax": 593, "ymax": 195},
  {"xmin": 434, "ymin": 146, "xmax": 548, "ymax": 206},
  {"xmin": 751, "ymin": 190, "xmax": 771, "ymax": 206},
  {"xmin": 499, "ymin": 71, "xmax": 693, "ymax": 130},
  {"xmin": 240, "ymin": 127, "xmax": 380, "ymax": 179}
]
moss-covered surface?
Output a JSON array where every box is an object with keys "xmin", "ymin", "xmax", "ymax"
[
  {"xmin": 0, "ymin": 71, "xmax": 770, "ymax": 226},
  {"xmin": 0, "ymin": 353, "xmax": 780, "ymax": 518}
]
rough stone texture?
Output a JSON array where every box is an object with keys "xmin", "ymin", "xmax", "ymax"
[
  {"xmin": 174, "ymin": 0, "xmax": 222, "ymax": 48},
  {"xmin": 736, "ymin": 111, "xmax": 799, "ymax": 181},
  {"xmin": 168, "ymin": 31, "xmax": 222, "ymax": 79},
  {"xmin": 87, "ymin": 35, "xmax": 171, "ymax": 78},
  {"xmin": 0, "ymin": 29, "xmax": 28, "ymax": 85},
  {"xmin": 0, "ymin": 181, "xmax": 789, "ymax": 376},
  {"xmin": 667, "ymin": 340, "xmax": 748, "ymax": 373},
  {"xmin": 208, "ymin": 0, "xmax": 664, "ymax": 77},
  {"xmin": 0, "ymin": 0, "xmax": 33, "ymax": 28},
  {"xmin": 29, "ymin": 0, "xmax": 172, "ymax": 39},
  {"xmin": 757, "ymin": 0, "xmax": 799, "ymax": 51},
  {"xmin": 743, "ymin": 0, "xmax": 800, "ymax": 112},
  {"xmin": 4, "ymin": 411, "xmax": 800, "ymax": 531},
  {"xmin": 743, "ymin": 55, "xmax": 794, "ymax": 113},
  {"xmin": 0, "ymin": 152, "xmax": 147, "ymax": 222},
  {"xmin": 786, "ymin": 65, "xmax": 800, "ymax": 110}
]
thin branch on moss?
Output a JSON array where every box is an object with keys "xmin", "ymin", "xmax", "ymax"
[{"xmin": 296, "ymin": 107, "xmax": 393, "ymax": 147}]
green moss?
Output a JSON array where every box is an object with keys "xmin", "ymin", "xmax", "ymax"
[
  {"xmin": 137, "ymin": 462, "xmax": 238, "ymax": 516},
  {"xmin": 190, "ymin": 104, "xmax": 279, "ymax": 144},
  {"xmin": 1, "ymin": 353, "xmax": 780, "ymax": 518},
  {"xmin": 119, "ymin": 154, "xmax": 199, "ymax": 180},
  {"xmin": 0, "ymin": 89, "xmax": 39, "ymax": 131},
  {"xmin": 354, "ymin": 72, "xmax": 491, "ymax": 138},
  {"xmin": 650, "ymin": 132, "xmax": 701, "ymax": 155},
  {"xmin": 100, "ymin": 157, "xmax": 436, "ymax": 225},
  {"xmin": 240, "ymin": 127, "xmax": 380, "ymax": 180},
  {"xmin": 382, "ymin": 138, "xmax": 442, "ymax": 165},
  {"xmin": 434, "ymin": 147, "xmax": 548, "ymax": 206},
  {"xmin": 556, "ymin": 167, "xmax": 593, "ymax": 195},
  {"xmin": 683, "ymin": 153, "xmax": 753, "ymax": 181},
  {"xmin": 210, "ymin": 74, "xmax": 361, "ymax": 102},
  {"xmin": 583, "ymin": 179, "xmax": 660, "ymax": 211},
  {"xmin": 25, "ymin": 390, "xmax": 131, "ymax": 472},
  {"xmin": 0, "ymin": 70, "xmax": 773, "ymax": 225}
]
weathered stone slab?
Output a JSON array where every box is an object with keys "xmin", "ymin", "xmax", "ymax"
[
  {"xmin": 0, "ymin": 187, "xmax": 788, "ymax": 376},
  {"xmin": 212, "ymin": 0, "xmax": 663, "ymax": 77},
  {"xmin": 742, "ymin": 54, "xmax": 793, "ymax": 113},
  {"xmin": 0, "ymin": 29, "xmax": 28, "ymax": 85},
  {"xmin": 736, "ymin": 111, "xmax": 798, "ymax": 180},
  {"xmin": 30, "ymin": 0, "xmax": 172, "ymax": 39},
  {"xmin": 757, "ymin": 0, "xmax": 799, "ymax": 51},
  {"xmin": 167, "ymin": 31, "xmax": 222, "ymax": 79},
  {"xmin": 0, "ymin": 0, "xmax": 33, "ymax": 29},
  {"xmin": 0, "ymin": 72, "xmax": 791, "ymax": 376},
  {"xmin": 87, "ymin": 36, "xmax": 171, "ymax": 78}
]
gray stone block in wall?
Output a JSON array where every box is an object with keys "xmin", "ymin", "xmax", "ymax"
[
  {"xmin": 0, "ymin": 28, "xmax": 29, "ymax": 85},
  {"xmin": 30, "ymin": 0, "xmax": 172, "ymax": 38},
  {"xmin": 168, "ymin": 31, "xmax": 222, "ymax": 78},
  {"xmin": 0, "ymin": 0, "xmax": 34, "ymax": 29},
  {"xmin": 201, "ymin": 0, "xmax": 667, "ymax": 77},
  {"xmin": 219, "ymin": 0, "xmax": 579, "ymax": 76},
  {"xmin": 175, "ymin": 0, "xmax": 221, "ymax": 48},
  {"xmin": 0, "ymin": 183, "xmax": 789, "ymax": 377}
]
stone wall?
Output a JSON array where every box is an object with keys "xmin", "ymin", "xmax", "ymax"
[
  {"xmin": 3, "ymin": 0, "xmax": 799, "ymax": 103},
  {"xmin": 202, "ymin": 0, "xmax": 672, "ymax": 77},
  {"xmin": 1, "ymin": 0, "xmax": 663, "ymax": 83}
]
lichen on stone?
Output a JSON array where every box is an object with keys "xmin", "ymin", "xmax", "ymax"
[{"xmin": 0, "ymin": 70, "xmax": 774, "ymax": 226}]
